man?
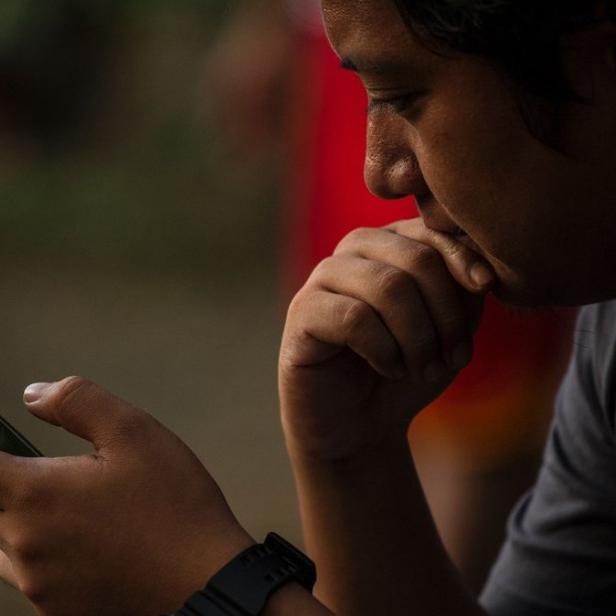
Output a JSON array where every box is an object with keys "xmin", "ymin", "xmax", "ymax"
[
  {"xmin": 211, "ymin": 0, "xmax": 573, "ymax": 591},
  {"xmin": 1, "ymin": 1, "xmax": 615, "ymax": 614}
]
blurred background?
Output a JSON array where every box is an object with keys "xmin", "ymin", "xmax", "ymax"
[
  {"xmin": 0, "ymin": 1, "xmax": 573, "ymax": 613},
  {"xmin": 0, "ymin": 2, "xmax": 294, "ymax": 613}
]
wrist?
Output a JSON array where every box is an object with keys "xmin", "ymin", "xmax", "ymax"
[
  {"xmin": 285, "ymin": 426, "xmax": 412, "ymax": 471},
  {"xmin": 202, "ymin": 525, "xmax": 258, "ymax": 582},
  {"xmin": 170, "ymin": 521, "xmax": 256, "ymax": 611}
]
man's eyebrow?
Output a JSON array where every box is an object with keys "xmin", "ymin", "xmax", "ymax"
[{"xmin": 340, "ymin": 57, "xmax": 408, "ymax": 75}]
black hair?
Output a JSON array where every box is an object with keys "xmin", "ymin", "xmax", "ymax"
[{"xmin": 393, "ymin": 1, "xmax": 616, "ymax": 103}]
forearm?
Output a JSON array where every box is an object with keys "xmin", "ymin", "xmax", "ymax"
[{"xmin": 288, "ymin": 433, "xmax": 487, "ymax": 616}]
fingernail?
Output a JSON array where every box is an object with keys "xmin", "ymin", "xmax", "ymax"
[
  {"xmin": 449, "ymin": 343, "xmax": 472, "ymax": 370},
  {"xmin": 24, "ymin": 382, "xmax": 52, "ymax": 404},
  {"xmin": 424, "ymin": 360, "xmax": 445, "ymax": 384},
  {"xmin": 470, "ymin": 263, "xmax": 494, "ymax": 288}
]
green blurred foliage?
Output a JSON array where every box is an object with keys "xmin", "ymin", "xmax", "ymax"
[
  {"xmin": 0, "ymin": 0, "xmax": 280, "ymax": 277},
  {"xmin": 0, "ymin": 0, "xmax": 234, "ymax": 47}
]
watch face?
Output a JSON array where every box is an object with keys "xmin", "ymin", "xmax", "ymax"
[{"xmin": 0, "ymin": 416, "xmax": 42, "ymax": 457}]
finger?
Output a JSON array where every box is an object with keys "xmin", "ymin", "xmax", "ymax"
[
  {"xmin": 338, "ymin": 223, "xmax": 495, "ymax": 294},
  {"xmin": 332, "ymin": 234, "xmax": 476, "ymax": 372},
  {"xmin": 391, "ymin": 221, "xmax": 496, "ymax": 291},
  {"xmin": 285, "ymin": 289, "xmax": 406, "ymax": 380},
  {"xmin": 308, "ymin": 256, "xmax": 442, "ymax": 378},
  {"xmin": 0, "ymin": 548, "xmax": 18, "ymax": 588},
  {"xmin": 22, "ymin": 377, "xmax": 147, "ymax": 452}
]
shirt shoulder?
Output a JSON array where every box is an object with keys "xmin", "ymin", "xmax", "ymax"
[{"xmin": 481, "ymin": 302, "xmax": 616, "ymax": 615}]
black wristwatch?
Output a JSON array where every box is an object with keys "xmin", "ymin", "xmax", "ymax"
[{"xmin": 172, "ymin": 533, "xmax": 316, "ymax": 615}]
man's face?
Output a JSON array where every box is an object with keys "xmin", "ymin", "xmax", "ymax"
[{"xmin": 322, "ymin": 0, "xmax": 616, "ymax": 307}]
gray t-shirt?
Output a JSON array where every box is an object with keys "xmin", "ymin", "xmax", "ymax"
[{"xmin": 480, "ymin": 302, "xmax": 616, "ymax": 615}]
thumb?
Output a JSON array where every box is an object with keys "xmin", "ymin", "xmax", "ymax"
[
  {"xmin": 388, "ymin": 220, "xmax": 496, "ymax": 294},
  {"xmin": 23, "ymin": 376, "xmax": 145, "ymax": 450}
]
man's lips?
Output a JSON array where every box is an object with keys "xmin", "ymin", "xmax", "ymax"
[{"xmin": 414, "ymin": 196, "xmax": 486, "ymax": 258}]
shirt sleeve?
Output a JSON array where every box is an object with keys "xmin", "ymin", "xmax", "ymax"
[{"xmin": 480, "ymin": 303, "xmax": 616, "ymax": 615}]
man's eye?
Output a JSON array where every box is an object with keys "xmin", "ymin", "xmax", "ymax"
[{"xmin": 366, "ymin": 92, "xmax": 424, "ymax": 115}]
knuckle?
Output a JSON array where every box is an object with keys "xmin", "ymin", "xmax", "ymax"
[
  {"xmin": 405, "ymin": 243, "xmax": 440, "ymax": 270},
  {"xmin": 57, "ymin": 375, "xmax": 92, "ymax": 398},
  {"xmin": 54, "ymin": 376, "xmax": 95, "ymax": 414},
  {"xmin": 386, "ymin": 218, "xmax": 421, "ymax": 234},
  {"xmin": 308, "ymin": 256, "xmax": 336, "ymax": 282},
  {"xmin": 286, "ymin": 289, "xmax": 303, "ymax": 312},
  {"xmin": 286, "ymin": 289, "xmax": 310, "ymax": 322},
  {"xmin": 339, "ymin": 300, "xmax": 370, "ymax": 334},
  {"xmin": 335, "ymin": 226, "xmax": 372, "ymax": 253},
  {"xmin": 49, "ymin": 376, "xmax": 150, "ymax": 447},
  {"xmin": 279, "ymin": 335, "xmax": 304, "ymax": 372},
  {"xmin": 375, "ymin": 267, "xmax": 413, "ymax": 303}
]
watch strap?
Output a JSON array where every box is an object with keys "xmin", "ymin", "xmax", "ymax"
[
  {"xmin": 175, "ymin": 589, "xmax": 242, "ymax": 616},
  {"xmin": 174, "ymin": 590, "xmax": 238, "ymax": 616},
  {"xmin": 172, "ymin": 533, "xmax": 316, "ymax": 616}
]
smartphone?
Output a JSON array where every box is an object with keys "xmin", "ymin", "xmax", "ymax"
[{"xmin": 0, "ymin": 415, "xmax": 43, "ymax": 457}]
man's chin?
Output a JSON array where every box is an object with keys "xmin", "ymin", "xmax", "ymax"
[
  {"xmin": 489, "ymin": 269, "xmax": 563, "ymax": 309},
  {"xmin": 490, "ymin": 284, "xmax": 543, "ymax": 309},
  {"xmin": 491, "ymin": 274, "xmax": 610, "ymax": 310}
]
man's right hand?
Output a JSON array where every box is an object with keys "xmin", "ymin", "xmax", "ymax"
[{"xmin": 278, "ymin": 218, "xmax": 495, "ymax": 462}]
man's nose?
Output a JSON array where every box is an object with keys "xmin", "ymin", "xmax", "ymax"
[{"xmin": 363, "ymin": 113, "xmax": 427, "ymax": 200}]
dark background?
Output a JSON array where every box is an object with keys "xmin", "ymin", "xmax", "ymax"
[{"xmin": 0, "ymin": 3, "xmax": 296, "ymax": 613}]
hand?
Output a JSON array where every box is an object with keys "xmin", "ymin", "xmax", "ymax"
[
  {"xmin": 279, "ymin": 218, "xmax": 496, "ymax": 461},
  {"xmin": 0, "ymin": 377, "xmax": 255, "ymax": 616}
]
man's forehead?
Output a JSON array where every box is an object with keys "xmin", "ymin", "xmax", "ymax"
[
  {"xmin": 321, "ymin": 0, "xmax": 415, "ymax": 68},
  {"xmin": 321, "ymin": 0, "xmax": 406, "ymax": 32}
]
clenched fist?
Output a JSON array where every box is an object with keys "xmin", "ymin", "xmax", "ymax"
[{"xmin": 279, "ymin": 219, "xmax": 495, "ymax": 462}]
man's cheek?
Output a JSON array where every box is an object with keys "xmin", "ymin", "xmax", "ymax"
[{"xmin": 420, "ymin": 163, "xmax": 480, "ymax": 232}]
